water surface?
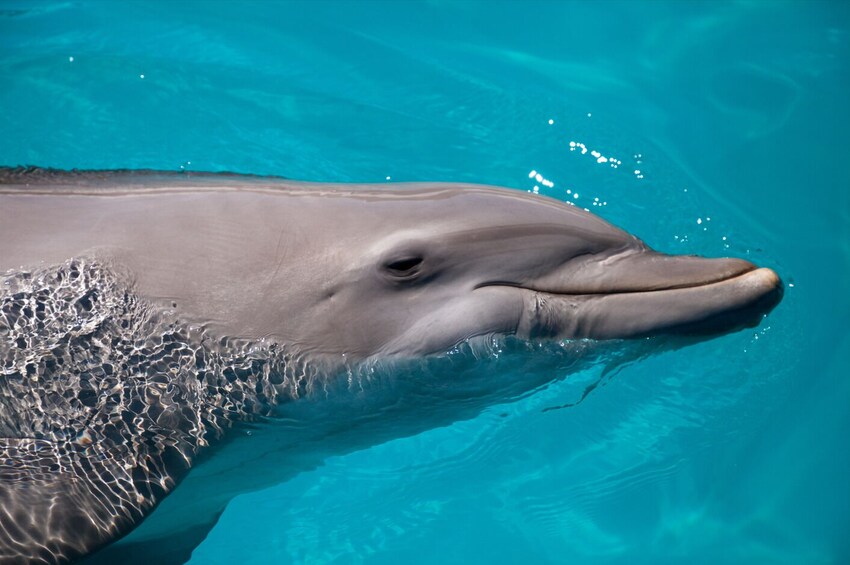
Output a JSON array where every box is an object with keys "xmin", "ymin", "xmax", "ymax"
[{"xmin": 0, "ymin": 1, "xmax": 848, "ymax": 563}]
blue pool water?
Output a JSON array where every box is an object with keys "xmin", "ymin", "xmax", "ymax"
[{"xmin": 1, "ymin": 1, "xmax": 848, "ymax": 563}]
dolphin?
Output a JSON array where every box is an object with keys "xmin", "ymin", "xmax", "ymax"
[{"xmin": 0, "ymin": 167, "xmax": 782, "ymax": 564}]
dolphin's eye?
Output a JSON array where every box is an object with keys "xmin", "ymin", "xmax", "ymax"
[{"xmin": 385, "ymin": 256, "xmax": 423, "ymax": 276}]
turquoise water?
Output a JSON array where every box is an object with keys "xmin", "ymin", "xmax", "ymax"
[{"xmin": 1, "ymin": 1, "xmax": 848, "ymax": 563}]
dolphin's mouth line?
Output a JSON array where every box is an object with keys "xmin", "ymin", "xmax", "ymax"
[
  {"xmin": 486, "ymin": 267, "xmax": 782, "ymax": 340},
  {"xmin": 475, "ymin": 264, "xmax": 760, "ymax": 296}
]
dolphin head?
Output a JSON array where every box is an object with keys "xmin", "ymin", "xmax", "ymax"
[{"xmin": 290, "ymin": 184, "xmax": 782, "ymax": 359}]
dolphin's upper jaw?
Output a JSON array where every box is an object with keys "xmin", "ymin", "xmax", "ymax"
[{"xmin": 492, "ymin": 252, "xmax": 783, "ymax": 340}]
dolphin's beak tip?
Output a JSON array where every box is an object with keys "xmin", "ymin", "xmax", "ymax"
[
  {"xmin": 753, "ymin": 267, "xmax": 784, "ymax": 311},
  {"xmin": 758, "ymin": 267, "xmax": 781, "ymax": 288}
]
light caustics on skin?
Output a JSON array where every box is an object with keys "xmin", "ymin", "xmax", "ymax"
[{"xmin": 0, "ymin": 167, "xmax": 782, "ymax": 564}]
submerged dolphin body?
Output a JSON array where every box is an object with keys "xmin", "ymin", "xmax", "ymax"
[{"xmin": 0, "ymin": 167, "xmax": 781, "ymax": 563}]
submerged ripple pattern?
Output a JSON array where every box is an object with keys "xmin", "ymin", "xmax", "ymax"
[{"xmin": 0, "ymin": 260, "xmax": 313, "ymax": 564}]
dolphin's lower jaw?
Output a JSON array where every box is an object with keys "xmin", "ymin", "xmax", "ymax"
[{"xmin": 512, "ymin": 263, "xmax": 782, "ymax": 340}]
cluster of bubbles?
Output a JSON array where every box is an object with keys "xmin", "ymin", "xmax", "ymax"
[{"xmin": 528, "ymin": 116, "xmax": 751, "ymax": 255}]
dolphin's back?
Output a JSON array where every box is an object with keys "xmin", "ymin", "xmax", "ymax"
[{"xmin": 0, "ymin": 166, "xmax": 288, "ymax": 193}]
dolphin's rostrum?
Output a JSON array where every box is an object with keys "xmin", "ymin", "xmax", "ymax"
[{"xmin": 0, "ymin": 167, "xmax": 782, "ymax": 563}]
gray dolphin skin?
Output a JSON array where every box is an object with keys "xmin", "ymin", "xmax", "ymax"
[{"xmin": 0, "ymin": 167, "xmax": 781, "ymax": 564}]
